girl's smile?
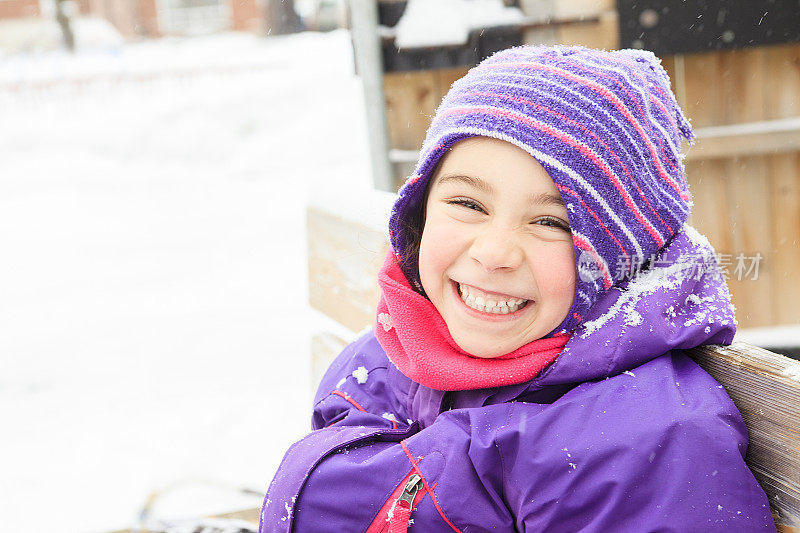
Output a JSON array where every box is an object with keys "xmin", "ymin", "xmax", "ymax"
[
  {"xmin": 454, "ymin": 281, "xmax": 529, "ymax": 316},
  {"xmin": 418, "ymin": 136, "xmax": 576, "ymax": 358}
]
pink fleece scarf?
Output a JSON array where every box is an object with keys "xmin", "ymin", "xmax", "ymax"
[{"xmin": 375, "ymin": 251, "xmax": 570, "ymax": 391}]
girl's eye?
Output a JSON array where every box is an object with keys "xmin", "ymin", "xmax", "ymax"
[
  {"xmin": 447, "ymin": 198, "xmax": 486, "ymax": 213},
  {"xmin": 534, "ymin": 217, "xmax": 571, "ymax": 232}
]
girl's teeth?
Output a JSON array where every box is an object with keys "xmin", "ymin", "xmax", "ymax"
[{"xmin": 457, "ymin": 283, "xmax": 528, "ymax": 314}]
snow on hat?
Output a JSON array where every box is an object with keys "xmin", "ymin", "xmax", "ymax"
[{"xmin": 388, "ymin": 45, "xmax": 695, "ymax": 335}]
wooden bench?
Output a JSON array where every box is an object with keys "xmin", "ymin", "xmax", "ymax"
[{"xmin": 307, "ymin": 189, "xmax": 800, "ymax": 532}]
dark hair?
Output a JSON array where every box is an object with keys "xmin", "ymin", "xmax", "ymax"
[
  {"xmin": 395, "ymin": 191, "xmax": 425, "ymax": 297},
  {"xmin": 397, "ymin": 162, "xmax": 442, "ymax": 297}
]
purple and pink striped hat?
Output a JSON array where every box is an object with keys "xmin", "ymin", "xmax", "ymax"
[{"xmin": 388, "ymin": 45, "xmax": 695, "ymax": 335}]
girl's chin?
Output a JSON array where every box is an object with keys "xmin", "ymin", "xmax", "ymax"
[{"xmin": 450, "ymin": 332, "xmax": 527, "ymax": 358}]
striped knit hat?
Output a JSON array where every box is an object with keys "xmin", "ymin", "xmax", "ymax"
[{"xmin": 389, "ymin": 45, "xmax": 695, "ymax": 335}]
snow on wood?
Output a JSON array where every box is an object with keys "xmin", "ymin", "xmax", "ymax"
[{"xmin": 307, "ymin": 186, "xmax": 395, "ymax": 237}]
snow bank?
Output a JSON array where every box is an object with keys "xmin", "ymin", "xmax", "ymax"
[{"xmin": 0, "ymin": 29, "xmax": 372, "ymax": 533}]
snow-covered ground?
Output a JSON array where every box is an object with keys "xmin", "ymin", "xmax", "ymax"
[{"xmin": 0, "ymin": 30, "xmax": 372, "ymax": 532}]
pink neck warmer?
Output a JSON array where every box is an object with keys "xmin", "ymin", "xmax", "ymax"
[{"xmin": 375, "ymin": 251, "xmax": 570, "ymax": 391}]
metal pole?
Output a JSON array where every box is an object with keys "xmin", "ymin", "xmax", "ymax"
[{"xmin": 349, "ymin": 0, "xmax": 394, "ymax": 192}]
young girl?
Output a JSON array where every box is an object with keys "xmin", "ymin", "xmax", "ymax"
[{"xmin": 260, "ymin": 45, "xmax": 775, "ymax": 532}]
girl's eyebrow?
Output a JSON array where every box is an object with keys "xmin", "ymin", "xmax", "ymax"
[
  {"xmin": 436, "ymin": 174, "xmax": 565, "ymax": 208},
  {"xmin": 436, "ymin": 174, "xmax": 493, "ymax": 194},
  {"xmin": 530, "ymin": 191, "xmax": 566, "ymax": 208}
]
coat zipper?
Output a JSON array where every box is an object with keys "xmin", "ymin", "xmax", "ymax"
[
  {"xmin": 366, "ymin": 472, "xmax": 425, "ymax": 533},
  {"xmin": 386, "ymin": 474, "xmax": 423, "ymax": 533}
]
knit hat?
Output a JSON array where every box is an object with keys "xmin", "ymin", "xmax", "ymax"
[{"xmin": 389, "ymin": 45, "xmax": 695, "ymax": 335}]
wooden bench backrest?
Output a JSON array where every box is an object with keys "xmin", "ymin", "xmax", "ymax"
[{"xmin": 307, "ymin": 191, "xmax": 800, "ymax": 531}]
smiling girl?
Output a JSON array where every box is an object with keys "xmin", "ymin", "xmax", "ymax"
[
  {"xmin": 418, "ymin": 137, "xmax": 576, "ymax": 359},
  {"xmin": 260, "ymin": 45, "xmax": 775, "ymax": 532}
]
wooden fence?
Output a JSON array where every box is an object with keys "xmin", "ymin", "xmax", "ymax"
[{"xmin": 380, "ymin": 3, "xmax": 800, "ymax": 330}]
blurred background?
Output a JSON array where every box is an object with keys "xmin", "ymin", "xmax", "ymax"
[{"xmin": 1, "ymin": 0, "xmax": 798, "ymax": 531}]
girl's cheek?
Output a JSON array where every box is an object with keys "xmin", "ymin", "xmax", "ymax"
[
  {"xmin": 540, "ymin": 249, "xmax": 577, "ymax": 293},
  {"xmin": 419, "ymin": 214, "xmax": 461, "ymax": 283}
]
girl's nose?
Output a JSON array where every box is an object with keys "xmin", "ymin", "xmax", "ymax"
[{"xmin": 468, "ymin": 225, "xmax": 524, "ymax": 272}]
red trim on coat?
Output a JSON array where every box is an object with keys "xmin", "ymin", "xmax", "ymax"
[
  {"xmin": 331, "ymin": 390, "xmax": 366, "ymax": 411},
  {"xmin": 329, "ymin": 390, "xmax": 399, "ymax": 429},
  {"xmin": 400, "ymin": 441, "xmax": 462, "ymax": 533}
]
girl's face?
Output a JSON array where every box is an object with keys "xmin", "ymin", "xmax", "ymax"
[{"xmin": 419, "ymin": 137, "xmax": 576, "ymax": 358}]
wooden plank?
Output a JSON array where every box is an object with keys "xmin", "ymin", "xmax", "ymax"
[
  {"xmin": 434, "ymin": 67, "xmax": 469, "ymax": 103},
  {"xmin": 680, "ymin": 46, "xmax": 765, "ymax": 125},
  {"xmin": 765, "ymin": 43, "xmax": 800, "ymax": 120},
  {"xmin": 306, "ymin": 191, "xmax": 394, "ymax": 331},
  {"xmin": 687, "ymin": 126, "xmax": 800, "ymax": 160},
  {"xmin": 681, "ymin": 50, "xmax": 726, "ymax": 128},
  {"xmin": 719, "ymin": 47, "xmax": 767, "ymax": 124},
  {"xmin": 724, "ymin": 156, "xmax": 774, "ymax": 327},
  {"xmin": 688, "ymin": 343, "xmax": 800, "ymax": 528},
  {"xmin": 686, "ymin": 159, "xmax": 732, "ymax": 253},
  {"xmin": 770, "ymin": 153, "xmax": 800, "ymax": 325},
  {"xmin": 678, "ymin": 46, "xmax": 800, "ymax": 328},
  {"xmin": 384, "ymin": 69, "xmax": 442, "ymax": 187},
  {"xmin": 383, "ymin": 70, "xmax": 438, "ymax": 151},
  {"xmin": 764, "ymin": 42, "xmax": 800, "ymax": 327},
  {"xmin": 554, "ymin": 10, "xmax": 619, "ymax": 50},
  {"xmin": 383, "ymin": 68, "xmax": 467, "ymax": 153}
]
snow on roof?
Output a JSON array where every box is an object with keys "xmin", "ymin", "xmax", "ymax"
[{"xmin": 394, "ymin": 0, "xmax": 525, "ymax": 49}]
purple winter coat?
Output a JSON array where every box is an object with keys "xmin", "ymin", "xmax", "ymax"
[{"xmin": 260, "ymin": 229, "xmax": 775, "ymax": 532}]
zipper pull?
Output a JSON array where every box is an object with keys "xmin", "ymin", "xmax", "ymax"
[
  {"xmin": 396, "ymin": 474, "xmax": 422, "ymax": 509},
  {"xmin": 386, "ymin": 474, "xmax": 422, "ymax": 533}
]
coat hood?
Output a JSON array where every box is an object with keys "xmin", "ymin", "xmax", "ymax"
[{"xmin": 534, "ymin": 223, "xmax": 736, "ymax": 388}]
